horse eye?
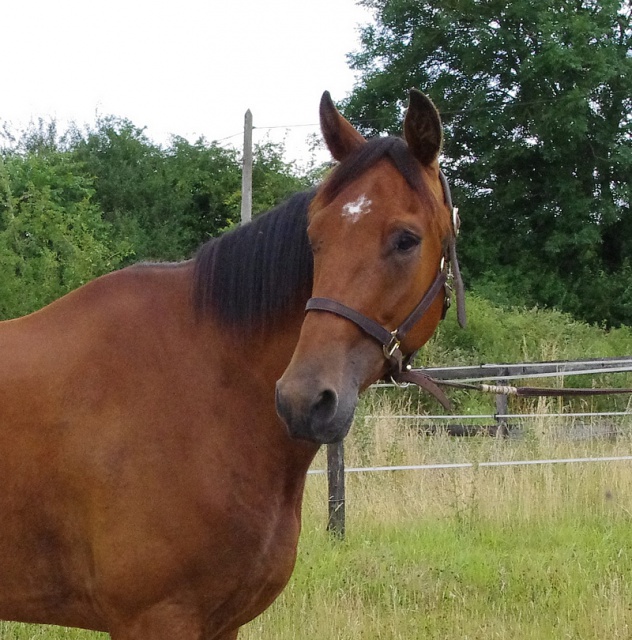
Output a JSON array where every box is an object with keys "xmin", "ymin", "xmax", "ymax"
[{"xmin": 393, "ymin": 231, "xmax": 421, "ymax": 253}]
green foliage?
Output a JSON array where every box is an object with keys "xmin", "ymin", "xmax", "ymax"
[
  {"xmin": 67, "ymin": 118, "xmax": 243, "ymax": 260},
  {"xmin": 345, "ymin": 0, "xmax": 632, "ymax": 326},
  {"xmin": 67, "ymin": 120, "xmax": 314, "ymax": 261},
  {"xmin": 0, "ymin": 116, "xmax": 316, "ymax": 319},
  {"xmin": 252, "ymin": 141, "xmax": 312, "ymax": 214},
  {"xmin": 423, "ymin": 293, "xmax": 632, "ymax": 367},
  {"xmin": 0, "ymin": 151, "xmax": 131, "ymax": 319}
]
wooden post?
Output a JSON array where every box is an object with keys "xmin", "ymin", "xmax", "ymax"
[
  {"xmin": 240, "ymin": 109, "xmax": 253, "ymax": 225},
  {"xmin": 495, "ymin": 369, "xmax": 509, "ymax": 436},
  {"xmin": 326, "ymin": 441, "xmax": 345, "ymax": 539}
]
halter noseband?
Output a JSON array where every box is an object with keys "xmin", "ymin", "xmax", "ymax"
[{"xmin": 305, "ymin": 170, "xmax": 466, "ymax": 409}]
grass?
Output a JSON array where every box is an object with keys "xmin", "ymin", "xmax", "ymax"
[
  {"xmin": 241, "ymin": 400, "xmax": 632, "ymax": 639},
  {"xmin": 244, "ymin": 511, "xmax": 632, "ymax": 639}
]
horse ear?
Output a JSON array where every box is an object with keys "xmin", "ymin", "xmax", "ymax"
[
  {"xmin": 404, "ymin": 89, "xmax": 443, "ymax": 166},
  {"xmin": 320, "ymin": 91, "xmax": 366, "ymax": 162}
]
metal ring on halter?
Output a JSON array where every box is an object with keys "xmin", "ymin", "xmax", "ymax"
[{"xmin": 389, "ymin": 376, "xmax": 411, "ymax": 388}]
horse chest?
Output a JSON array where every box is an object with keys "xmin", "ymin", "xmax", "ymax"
[
  {"xmin": 174, "ymin": 492, "xmax": 304, "ymax": 633},
  {"xmin": 224, "ymin": 514, "xmax": 300, "ymax": 620}
]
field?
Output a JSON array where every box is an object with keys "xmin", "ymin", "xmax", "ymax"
[
  {"xmin": 242, "ymin": 395, "xmax": 632, "ymax": 639},
  {"xmin": 2, "ymin": 389, "xmax": 632, "ymax": 640}
]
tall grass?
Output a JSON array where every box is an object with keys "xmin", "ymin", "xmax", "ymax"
[
  {"xmin": 422, "ymin": 293, "xmax": 632, "ymax": 367},
  {"xmin": 241, "ymin": 393, "xmax": 632, "ymax": 639}
]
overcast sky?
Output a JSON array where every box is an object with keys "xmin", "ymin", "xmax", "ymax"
[{"xmin": 4, "ymin": 0, "xmax": 372, "ymax": 165}]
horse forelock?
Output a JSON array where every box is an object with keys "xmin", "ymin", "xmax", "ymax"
[
  {"xmin": 314, "ymin": 137, "xmax": 432, "ymax": 209},
  {"xmin": 314, "ymin": 136, "xmax": 452, "ymax": 240},
  {"xmin": 193, "ymin": 190, "xmax": 315, "ymax": 332}
]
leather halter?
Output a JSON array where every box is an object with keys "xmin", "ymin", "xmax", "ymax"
[{"xmin": 305, "ymin": 170, "xmax": 466, "ymax": 409}]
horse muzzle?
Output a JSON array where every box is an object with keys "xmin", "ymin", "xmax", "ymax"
[{"xmin": 275, "ymin": 373, "xmax": 358, "ymax": 445}]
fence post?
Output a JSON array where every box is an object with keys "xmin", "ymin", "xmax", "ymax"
[{"xmin": 327, "ymin": 441, "xmax": 345, "ymax": 539}]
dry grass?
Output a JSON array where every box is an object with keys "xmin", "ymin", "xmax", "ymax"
[{"xmin": 242, "ymin": 392, "xmax": 632, "ymax": 639}]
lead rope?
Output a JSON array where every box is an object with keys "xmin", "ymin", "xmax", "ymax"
[
  {"xmin": 390, "ymin": 370, "xmax": 632, "ymax": 411},
  {"xmin": 439, "ymin": 170, "xmax": 466, "ymax": 330},
  {"xmin": 433, "ymin": 378, "xmax": 632, "ymax": 398}
]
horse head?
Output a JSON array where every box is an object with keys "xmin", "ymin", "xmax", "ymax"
[{"xmin": 276, "ymin": 90, "xmax": 463, "ymax": 444}]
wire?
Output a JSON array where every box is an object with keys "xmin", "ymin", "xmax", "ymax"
[
  {"xmin": 307, "ymin": 455, "xmax": 632, "ymax": 475},
  {"xmin": 215, "ymin": 88, "xmax": 631, "ymax": 136}
]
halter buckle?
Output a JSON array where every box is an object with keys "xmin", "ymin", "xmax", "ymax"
[{"xmin": 383, "ymin": 330, "xmax": 401, "ymax": 359}]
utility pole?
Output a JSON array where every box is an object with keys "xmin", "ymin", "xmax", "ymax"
[{"xmin": 240, "ymin": 109, "xmax": 253, "ymax": 225}]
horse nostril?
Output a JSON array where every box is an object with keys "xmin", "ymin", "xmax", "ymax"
[{"xmin": 310, "ymin": 388, "xmax": 339, "ymax": 427}]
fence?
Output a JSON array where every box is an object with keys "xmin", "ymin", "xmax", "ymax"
[{"xmin": 316, "ymin": 356, "xmax": 632, "ymax": 538}]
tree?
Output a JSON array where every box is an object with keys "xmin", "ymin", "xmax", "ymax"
[
  {"xmin": 69, "ymin": 120, "xmax": 313, "ymax": 261},
  {"xmin": 251, "ymin": 141, "xmax": 313, "ymax": 214},
  {"xmin": 67, "ymin": 118, "xmax": 240, "ymax": 261},
  {"xmin": 0, "ymin": 149, "xmax": 131, "ymax": 319},
  {"xmin": 0, "ymin": 117, "xmax": 317, "ymax": 319},
  {"xmin": 345, "ymin": 0, "xmax": 632, "ymax": 325}
]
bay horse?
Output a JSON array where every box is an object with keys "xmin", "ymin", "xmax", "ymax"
[{"xmin": 0, "ymin": 90, "xmax": 463, "ymax": 639}]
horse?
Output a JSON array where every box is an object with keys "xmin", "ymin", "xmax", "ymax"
[{"xmin": 0, "ymin": 90, "xmax": 464, "ymax": 639}]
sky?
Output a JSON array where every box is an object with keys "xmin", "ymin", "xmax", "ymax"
[{"xmin": 4, "ymin": 0, "xmax": 373, "ymax": 166}]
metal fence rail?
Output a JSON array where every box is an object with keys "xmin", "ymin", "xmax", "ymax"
[
  {"xmin": 364, "ymin": 410, "xmax": 632, "ymax": 420},
  {"xmin": 374, "ymin": 356, "xmax": 632, "ymax": 386},
  {"xmin": 415, "ymin": 356, "xmax": 632, "ymax": 382}
]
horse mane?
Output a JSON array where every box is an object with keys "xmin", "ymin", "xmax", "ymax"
[
  {"xmin": 193, "ymin": 136, "xmax": 437, "ymax": 332},
  {"xmin": 193, "ymin": 189, "xmax": 316, "ymax": 332}
]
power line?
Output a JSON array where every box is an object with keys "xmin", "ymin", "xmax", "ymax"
[
  {"xmin": 211, "ymin": 87, "xmax": 630, "ymax": 143},
  {"xmin": 214, "ymin": 131, "xmax": 243, "ymax": 143}
]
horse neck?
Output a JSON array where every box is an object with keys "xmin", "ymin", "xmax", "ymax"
[
  {"xmin": 242, "ymin": 308, "xmax": 308, "ymax": 386},
  {"xmin": 202, "ymin": 299, "xmax": 320, "ymax": 464}
]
